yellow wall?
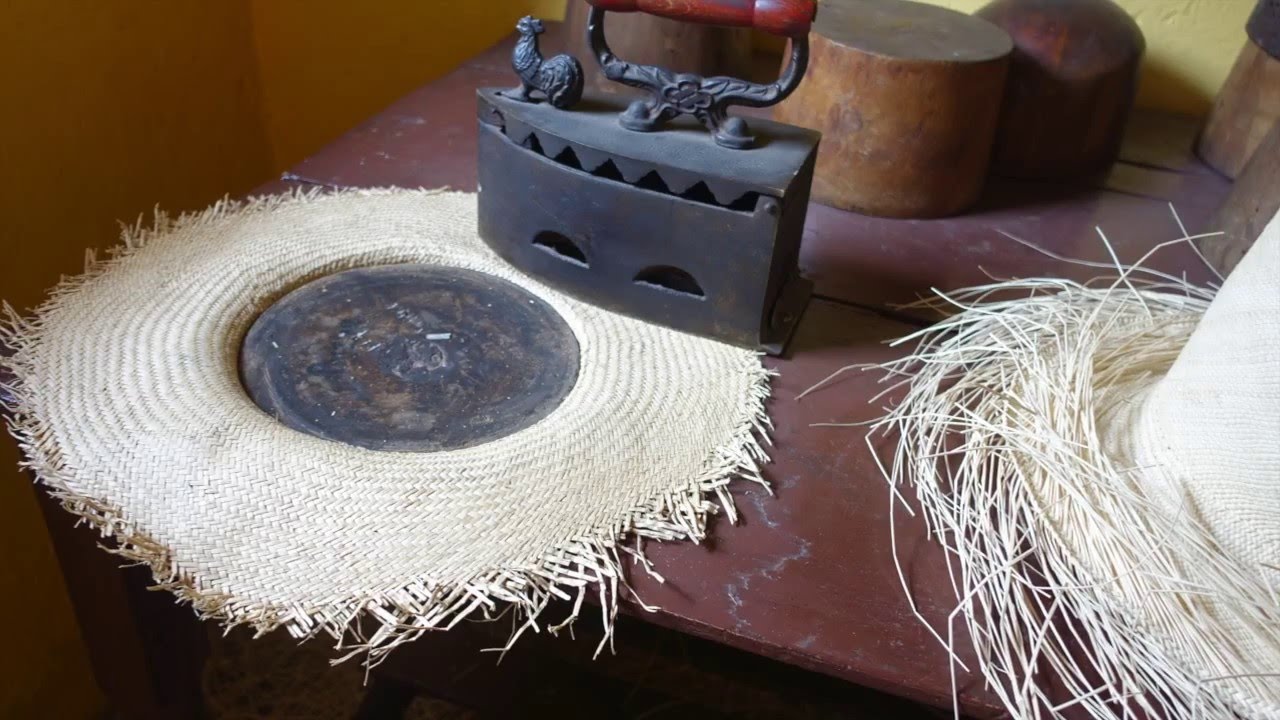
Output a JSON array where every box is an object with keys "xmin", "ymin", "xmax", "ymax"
[
  {"xmin": 250, "ymin": 3, "xmax": 539, "ymax": 171},
  {"xmin": 533, "ymin": 0, "xmax": 572, "ymax": 20},
  {"xmin": 0, "ymin": 3, "xmax": 272, "ymax": 718},
  {"xmin": 920, "ymin": 0, "xmax": 1253, "ymax": 117}
]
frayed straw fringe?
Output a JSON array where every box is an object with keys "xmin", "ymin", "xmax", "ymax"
[
  {"xmin": 0, "ymin": 187, "xmax": 776, "ymax": 669},
  {"xmin": 805, "ymin": 223, "xmax": 1280, "ymax": 719}
]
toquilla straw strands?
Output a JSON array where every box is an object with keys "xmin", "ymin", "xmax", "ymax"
[
  {"xmin": 809, "ymin": 214, "xmax": 1280, "ymax": 719},
  {"xmin": 0, "ymin": 189, "xmax": 775, "ymax": 667}
]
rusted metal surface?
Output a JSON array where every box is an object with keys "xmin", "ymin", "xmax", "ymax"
[
  {"xmin": 240, "ymin": 265, "xmax": 579, "ymax": 452},
  {"xmin": 476, "ymin": 88, "xmax": 817, "ymax": 353}
]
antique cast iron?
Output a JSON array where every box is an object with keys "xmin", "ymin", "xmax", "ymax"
[
  {"xmin": 508, "ymin": 15, "xmax": 585, "ymax": 109},
  {"xmin": 477, "ymin": 0, "xmax": 821, "ymax": 354},
  {"xmin": 586, "ymin": 0, "xmax": 812, "ymax": 150},
  {"xmin": 241, "ymin": 265, "xmax": 580, "ymax": 452}
]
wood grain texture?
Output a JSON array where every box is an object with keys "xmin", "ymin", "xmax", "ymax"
[
  {"xmin": 772, "ymin": 0, "xmax": 1012, "ymax": 218},
  {"xmin": 1205, "ymin": 120, "xmax": 1280, "ymax": 275},
  {"xmin": 584, "ymin": 0, "xmax": 815, "ymax": 36},
  {"xmin": 977, "ymin": 0, "xmax": 1144, "ymax": 179},
  {"xmin": 1197, "ymin": 37, "xmax": 1280, "ymax": 178}
]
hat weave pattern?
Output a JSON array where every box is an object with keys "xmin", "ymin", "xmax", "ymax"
[{"xmin": 0, "ymin": 189, "xmax": 773, "ymax": 661}]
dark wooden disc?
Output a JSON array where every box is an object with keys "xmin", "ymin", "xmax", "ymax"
[{"xmin": 240, "ymin": 265, "xmax": 580, "ymax": 452}]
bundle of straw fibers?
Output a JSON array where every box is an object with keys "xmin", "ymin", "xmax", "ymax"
[{"xmin": 863, "ymin": 211, "xmax": 1280, "ymax": 718}]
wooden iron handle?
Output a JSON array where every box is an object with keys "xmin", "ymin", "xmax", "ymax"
[{"xmin": 584, "ymin": 0, "xmax": 815, "ymax": 38}]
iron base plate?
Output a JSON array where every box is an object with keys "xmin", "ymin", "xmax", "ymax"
[{"xmin": 240, "ymin": 265, "xmax": 580, "ymax": 453}]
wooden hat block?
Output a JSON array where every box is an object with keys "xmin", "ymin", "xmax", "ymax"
[
  {"xmin": 773, "ymin": 0, "xmax": 1013, "ymax": 218},
  {"xmin": 1204, "ymin": 120, "xmax": 1280, "ymax": 275},
  {"xmin": 1197, "ymin": 0, "xmax": 1280, "ymax": 179},
  {"xmin": 976, "ymin": 0, "xmax": 1144, "ymax": 179}
]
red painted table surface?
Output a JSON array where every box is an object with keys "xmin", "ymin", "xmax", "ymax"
[{"xmin": 258, "ymin": 27, "xmax": 1230, "ymax": 718}]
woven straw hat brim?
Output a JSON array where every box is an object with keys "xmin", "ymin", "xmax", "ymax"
[
  {"xmin": 0, "ymin": 189, "xmax": 773, "ymax": 659},
  {"xmin": 864, "ymin": 215, "xmax": 1280, "ymax": 719}
]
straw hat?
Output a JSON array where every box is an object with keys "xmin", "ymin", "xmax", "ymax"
[
  {"xmin": 857, "ymin": 212, "xmax": 1280, "ymax": 718},
  {"xmin": 0, "ymin": 189, "xmax": 772, "ymax": 661}
]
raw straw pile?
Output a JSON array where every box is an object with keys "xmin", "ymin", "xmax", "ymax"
[{"xmin": 813, "ymin": 211, "xmax": 1280, "ymax": 718}]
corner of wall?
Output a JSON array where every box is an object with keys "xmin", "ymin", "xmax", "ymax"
[
  {"xmin": 246, "ymin": 1, "xmax": 533, "ymax": 173},
  {"xmin": 243, "ymin": 0, "xmax": 282, "ymax": 177}
]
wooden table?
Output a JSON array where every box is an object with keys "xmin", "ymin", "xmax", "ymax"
[{"xmin": 22, "ymin": 26, "xmax": 1229, "ymax": 720}]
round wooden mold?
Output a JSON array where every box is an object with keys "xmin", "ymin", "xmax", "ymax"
[
  {"xmin": 240, "ymin": 265, "xmax": 581, "ymax": 452},
  {"xmin": 773, "ymin": 0, "xmax": 1013, "ymax": 218},
  {"xmin": 978, "ymin": 0, "xmax": 1145, "ymax": 180}
]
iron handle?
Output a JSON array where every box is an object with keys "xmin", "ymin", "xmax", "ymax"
[{"xmin": 583, "ymin": 0, "xmax": 816, "ymax": 38}]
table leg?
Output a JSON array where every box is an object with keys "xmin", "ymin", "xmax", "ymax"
[
  {"xmin": 352, "ymin": 676, "xmax": 417, "ymax": 720},
  {"xmin": 36, "ymin": 487, "xmax": 208, "ymax": 720}
]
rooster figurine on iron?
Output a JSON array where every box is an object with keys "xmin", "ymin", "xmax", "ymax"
[{"xmin": 506, "ymin": 16, "xmax": 584, "ymax": 110}]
